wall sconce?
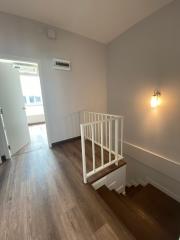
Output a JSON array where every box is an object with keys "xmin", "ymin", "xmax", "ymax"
[{"xmin": 151, "ymin": 90, "xmax": 161, "ymax": 108}]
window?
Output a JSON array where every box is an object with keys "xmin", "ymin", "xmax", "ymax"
[
  {"xmin": 35, "ymin": 96, "xmax": 41, "ymax": 103},
  {"xmin": 29, "ymin": 96, "xmax": 35, "ymax": 104},
  {"xmin": 20, "ymin": 75, "xmax": 43, "ymax": 106},
  {"xmin": 23, "ymin": 95, "xmax": 42, "ymax": 106}
]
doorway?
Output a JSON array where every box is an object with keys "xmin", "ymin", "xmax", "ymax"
[
  {"xmin": 20, "ymin": 70, "xmax": 45, "ymax": 125},
  {"xmin": 0, "ymin": 59, "xmax": 48, "ymax": 157},
  {"xmin": 18, "ymin": 62, "xmax": 48, "ymax": 153}
]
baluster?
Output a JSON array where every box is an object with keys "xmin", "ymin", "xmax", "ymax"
[
  {"xmin": 115, "ymin": 118, "xmax": 119, "ymax": 162},
  {"xmin": 95, "ymin": 114, "xmax": 97, "ymax": 142},
  {"xmin": 84, "ymin": 112, "xmax": 88, "ymax": 138},
  {"xmin": 94, "ymin": 112, "xmax": 96, "ymax": 142},
  {"xmin": 98, "ymin": 114, "xmax": 100, "ymax": 143},
  {"xmin": 109, "ymin": 117, "xmax": 112, "ymax": 162},
  {"xmin": 89, "ymin": 112, "xmax": 92, "ymax": 139},
  {"xmin": 101, "ymin": 121, "xmax": 104, "ymax": 166},
  {"xmin": 86, "ymin": 112, "xmax": 88, "ymax": 138},
  {"xmin": 83, "ymin": 112, "xmax": 86, "ymax": 138},
  {"xmin": 88, "ymin": 112, "xmax": 91, "ymax": 139},
  {"xmin": 121, "ymin": 117, "xmax": 124, "ymax": 156},
  {"xmin": 105, "ymin": 115, "xmax": 108, "ymax": 148},
  {"xmin": 91, "ymin": 124, "xmax": 95, "ymax": 172},
  {"xmin": 80, "ymin": 125, "xmax": 87, "ymax": 183}
]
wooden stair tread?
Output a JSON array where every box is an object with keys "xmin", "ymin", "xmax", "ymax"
[
  {"xmin": 113, "ymin": 189, "xmax": 176, "ymax": 239},
  {"xmin": 125, "ymin": 186, "xmax": 135, "ymax": 194},
  {"xmin": 87, "ymin": 160, "xmax": 126, "ymax": 184},
  {"xmin": 133, "ymin": 184, "xmax": 180, "ymax": 211},
  {"xmin": 130, "ymin": 184, "xmax": 180, "ymax": 239},
  {"xmin": 98, "ymin": 186, "xmax": 173, "ymax": 240},
  {"xmin": 125, "ymin": 185, "xmax": 143, "ymax": 197}
]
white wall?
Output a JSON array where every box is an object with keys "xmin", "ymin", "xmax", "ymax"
[
  {"xmin": 107, "ymin": 0, "xmax": 180, "ymax": 198},
  {"xmin": 0, "ymin": 12, "xmax": 107, "ymax": 144},
  {"xmin": 108, "ymin": 0, "xmax": 180, "ymax": 163}
]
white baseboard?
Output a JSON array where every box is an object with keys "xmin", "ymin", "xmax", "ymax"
[
  {"xmin": 92, "ymin": 167, "xmax": 126, "ymax": 194},
  {"xmin": 126, "ymin": 177, "xmax": 180, "ymax": 202},
  {"xmin": 136, "ymin": 178, "xmax": 148, "ymax": 186},
  {"xmin": 126, "ymin": 179, "xmax": 147, "ymax": 187},
  {"xmin": 130, "ymin": 180, "xmax": 139, "ymax": 187},
  {"xmin": 147, "ymin": 177, "xmax": 180, "ymax": 203}
]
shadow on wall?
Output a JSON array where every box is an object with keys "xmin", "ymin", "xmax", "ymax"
[{"xmin": 56, "ymin": 110, "xmax": 85, "ymax": 142}]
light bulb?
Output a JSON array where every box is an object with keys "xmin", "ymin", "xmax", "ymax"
[{"xmin": 150, "ymin": 91, "xmax": 161, "ymax": 108}]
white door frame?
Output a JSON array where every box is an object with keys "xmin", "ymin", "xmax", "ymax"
[{"xmin": 0, "ymin": 54, "xmax": 52, "ymax": 147}]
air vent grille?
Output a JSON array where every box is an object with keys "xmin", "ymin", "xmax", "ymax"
[{"xmin": 53, "ymin": 59, "xmax": 71, "ymax": 71}]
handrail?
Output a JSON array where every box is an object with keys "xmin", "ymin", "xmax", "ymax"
[
  {"xmin": 80, "ymin": 111, "xmax": 124, "ymax": 183},
  {"xmin": 81, "ymin": 118, "xmax": 118, "ymax": 127},
  {"xmin": 83, "ymin": 110, "xmax": 124, "ymax": 118},
  {"xmin": 82, "ymin": 111, "xmax": 124, "ymax": 120}
]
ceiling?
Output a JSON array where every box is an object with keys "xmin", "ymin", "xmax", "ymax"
[{"xmin": 0, "ymin": 0, "xmax": 173, "ymax": 43}]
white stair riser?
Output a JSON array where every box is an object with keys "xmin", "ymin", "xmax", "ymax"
[{"xmin": 92, "ymin": 165, "xmax": 126, "ymax": 194}]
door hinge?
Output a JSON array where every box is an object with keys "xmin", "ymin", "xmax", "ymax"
[
  {"xmin": 8, "ymin": 145, "xmax": 11, "ymax": 150},
  {"xmin": 0, "ymin": 108, "xmax": 3, "ymax": 115}
]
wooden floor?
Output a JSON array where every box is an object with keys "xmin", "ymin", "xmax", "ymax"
[
  {"xmin": 0, "ymin": 124, "xmax": 134, "ymax": 240},
  {"xmin": 98, "ymin": 184, "xmax": 180, "ymax": 240}
]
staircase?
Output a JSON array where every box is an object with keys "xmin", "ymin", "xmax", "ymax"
[
  {"xmin": 80, "ymin": 111, "xmax": 180, "ymax": 239},
  {"xmin": 97, "ymin": 184, "xmax": 180, "ymax": 240}
]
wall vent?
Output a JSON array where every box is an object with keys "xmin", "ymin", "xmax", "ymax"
[{"xmin": 53, "ymin": 59, "xmax": 71, "ymax": 71}]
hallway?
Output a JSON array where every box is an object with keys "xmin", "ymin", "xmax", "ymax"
[
  {"xmin": 14, "ymin": 124, "xmax": 48, "ymax": 156},
  {"xmin": 0, "ymin": 125, "xmax": 133, "ymax": 240}
]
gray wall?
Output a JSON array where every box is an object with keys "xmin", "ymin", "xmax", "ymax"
[
  {"xmin": 0, "ymin": 12, "xmax": 107, "ymax": 144},
  {"xmin": 107, "ymin": 0, "xmax": 180, "ymax": 164}
]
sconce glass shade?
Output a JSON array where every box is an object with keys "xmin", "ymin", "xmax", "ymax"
[{"xmin": 151, "ymin": 91, "xmax": 161, "ymax": 108}]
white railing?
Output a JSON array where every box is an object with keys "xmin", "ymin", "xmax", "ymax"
[{"xmin": 80, "ymin": 111, "xmax": 124, "ymax": 183}]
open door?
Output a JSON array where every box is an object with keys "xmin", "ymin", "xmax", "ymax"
[{"xmin": 0, "ymin": 63, "xmax": 30, "ymax": 155}]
